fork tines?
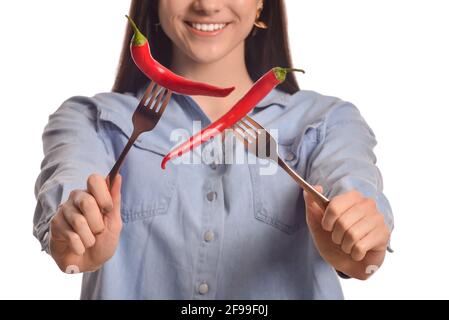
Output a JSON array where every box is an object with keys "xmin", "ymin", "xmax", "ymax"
[
  {"xmin": 233, "ymin": 119, "xmax": 257, "ymax": 144},
  {"xmin": 141, "ymin": 82, "xmax": 172, "ymax": 114}
]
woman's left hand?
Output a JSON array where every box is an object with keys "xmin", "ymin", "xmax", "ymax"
[{"xmin": 304, "ymin": 186, "xmax": 391, "ymax": 280}]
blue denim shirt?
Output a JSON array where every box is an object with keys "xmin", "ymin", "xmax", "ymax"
[{"xmin": 34, "ymin": 86, "xmax": 393, "ymax": 299}]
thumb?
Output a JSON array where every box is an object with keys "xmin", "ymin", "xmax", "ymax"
[{"xmin": 304, "ymin": 185, "xmax": 325, "ymax": 232}]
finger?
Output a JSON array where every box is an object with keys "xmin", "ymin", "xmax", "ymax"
[
  {"xmin": 322, "ymin": 190, "xmax": 363, "ymax": 232},
  {"xmin": 51, "ymin": 213, "xmax": 85, "ymax": 256},
  {"xmin": 106, "ymin": 174, "xmax": 122, "ymax": 232},
  {"xmin": 87, "ymin": 174, "xmax": 113, "ymax": 213},
  {"xmin": 351, "ymin": 226, "xmax": 390, "ymax": 261},
  {"xmin": 332, "ymin": 200, "xmax": 372, "ymax": 245},
  {"xmin": 341, "ymin": 211, "xmax": 380, "ymax": 254},
  {"xmin": 304, "ymin": 185, "xmax": 325, "ymax": 232},
  {"xmin": 72, "ymin": 191, "xmax": 105, "ymax": 235},
  {"xmin": 62, "ymin": 205, "xmax": 96, "ymax": 249}
]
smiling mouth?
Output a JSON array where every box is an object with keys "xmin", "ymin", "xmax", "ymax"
[{"xmin": 185, "ymin": 21, "xmax": 230, "ymax": 33}]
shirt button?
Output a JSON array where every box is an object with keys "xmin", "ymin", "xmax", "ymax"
[
  {"xmin": 285, "ymin": 152, "xmax": 296, "ymax": 162},
  {"xmin": 204, "ymin": 230, "xmax": 215, "ymax": 242},
  {"xmin": 207, "ymin": 191, "xmax": 217, "ymax": 202},
  {"xmin": 198, "ymin": 282, "xmax": 209, "ymax": 295}
]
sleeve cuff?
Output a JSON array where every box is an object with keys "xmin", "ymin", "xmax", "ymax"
[{"xmin": 41, "ymin": 229, "xmax": 52, "ymax": 255}]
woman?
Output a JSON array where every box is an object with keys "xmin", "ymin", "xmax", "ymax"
[{"xmin": 34, "ymin": 0, "xmax": 393, "ymax": 299}]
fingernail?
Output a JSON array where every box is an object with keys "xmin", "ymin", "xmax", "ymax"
[{"xmin": 65, "ymin": 265, "xmax": 80, "ymax": 274}]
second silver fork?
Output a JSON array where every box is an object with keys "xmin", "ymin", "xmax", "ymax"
[{"xmin": 233, "ymin": 116, "xmax": 330, "ymax": 210}]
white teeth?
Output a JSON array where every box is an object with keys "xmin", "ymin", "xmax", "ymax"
[{"xmin": 190, "ymin": 23, "xmax": 226, "ymax": 32}]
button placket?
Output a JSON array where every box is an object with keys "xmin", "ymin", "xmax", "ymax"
[{"xmin": 192, "ymin": 178, "xmax": 225, "ymax": 299}]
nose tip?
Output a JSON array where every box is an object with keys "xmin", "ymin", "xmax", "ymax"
[{"xmin": 192, "ymin": 0, "xmax": 223, "ymax": 14}]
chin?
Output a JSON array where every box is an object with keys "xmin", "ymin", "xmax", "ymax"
[{"xmin": 188, "ymin": 49, "xmax": 228, "ymax": 64}]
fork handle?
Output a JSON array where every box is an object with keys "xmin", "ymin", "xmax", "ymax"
[
  {"xmin": 107, "ymin": 130, "xmax": 139, "ymax": 189},
  {"xmin": 277, "ymin": 157, "xmax": 330, "ymax": 211}
]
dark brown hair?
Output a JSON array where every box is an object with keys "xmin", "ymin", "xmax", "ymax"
[{"xmin": 112, "ymin": 0, "xmax": 299, "ymax": 95}]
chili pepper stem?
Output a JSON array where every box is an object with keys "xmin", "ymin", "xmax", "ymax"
[
  {"xmin": 286, "ymin": 68, "xmax": 305, "ymax": 74},
  {"xmin": 273, "ymin": 67, "xmax": 305, "ymax": 82},
  {"xmin": 125, "ymin": 15, "xmax": 147, "ymax": 46}
]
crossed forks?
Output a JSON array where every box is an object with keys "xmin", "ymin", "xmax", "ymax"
[{"xmin": 107, "ymin": 81, "xmax": 329, "ymax": 210}]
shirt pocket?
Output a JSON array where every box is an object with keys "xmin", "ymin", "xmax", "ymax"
[
  {"xmin": 247, "ymin": 123, "xmax": 322, "ymax": 234},
  {"xmin": 118, "ymin": 144, "xmax": 176, "ymax": 223},
  {"xmin": 98, "ymin": 110, "xmax": 177, "ymax": 223}
]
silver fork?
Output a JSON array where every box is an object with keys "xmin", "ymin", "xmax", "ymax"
[
  {"xmin": 233, "ymin": 116, "xmax": 330, "ymax": 210},
  {"xmin": 107, "ymin": 81, "xmax": 172, "ymax": 188}
]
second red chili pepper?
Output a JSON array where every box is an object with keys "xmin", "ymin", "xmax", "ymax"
[
  {"xmin": 161, "ymin": 67, "xmax": 304, "ymax": 169},
  {"xmin": 126, "ymin": 15, "xmax": 235, "ymax": 97}
]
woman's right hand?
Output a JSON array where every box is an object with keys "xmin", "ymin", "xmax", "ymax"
[{"xmin": 49, "ymin": 173, "xmax": 122, "ymax": 273}]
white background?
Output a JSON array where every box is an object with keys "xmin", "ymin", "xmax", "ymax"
[{"xmin": 0, "ymin": 0, "xmax": 448, "ymax": 299}]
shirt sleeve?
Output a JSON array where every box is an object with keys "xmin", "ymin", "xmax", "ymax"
[
  {"xmin": 33, "ymin": 96, "xmax": 112, "ymax": 253},
  {"xmin": 306, "ymin": 102, "xmax": 394, "ymax": 234}
]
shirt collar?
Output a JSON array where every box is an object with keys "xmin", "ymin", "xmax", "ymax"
[{"xmin": 253, "ymin": 88, "xmax": 290, "ymax": 109}]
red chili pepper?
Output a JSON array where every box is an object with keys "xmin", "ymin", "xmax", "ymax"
[
  {"xmin": 126, "ymin": 16, "xmax": 235, "ymax": 97},
  {"xmin": 161, "ymin": 67, "xmax": 304, "ymax": 169}
]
